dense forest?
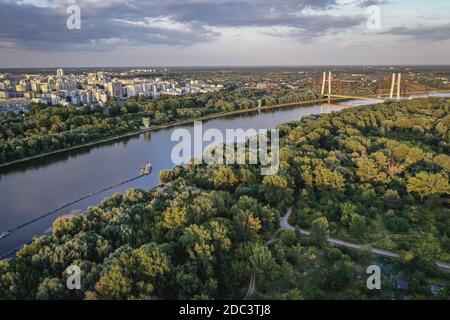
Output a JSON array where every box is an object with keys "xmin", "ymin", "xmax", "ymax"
[
  {"xmin": 0, "ymin": 97, "xmax": 449, "ymax": 300},
  {"xmin": 0, "ymin": 89, "xmax": 320, "ymax": 164}
]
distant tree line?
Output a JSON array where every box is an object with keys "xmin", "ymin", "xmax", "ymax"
[{"xmin": 0, "ymin": 89, "xmax": 320, "ymax": 164}]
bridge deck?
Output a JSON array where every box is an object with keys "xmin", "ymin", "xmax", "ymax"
[{"xmin": 324, "ymin": 94, "xmax": 385, "ymax": 101}]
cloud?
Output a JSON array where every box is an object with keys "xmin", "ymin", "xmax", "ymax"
[
  {"xmin": 0, "ymin": 1, "xmax": 220, "ymax": 51},
  {"xmin": 262, "ymin": 13, "xmax": 365, "ymax": 41},
  {"xmin": 0, "ymin": 0, "xmax": 367, "ymax": 51},
  {"xmin": 383, "ymin": 24, "xmax": 450, "ymax": 41},
  {"xmin": 355, "ymin": 0, "xmax": 386, "ymax": 7},
  {"xmin": 6, "ymin": 0, "xmax": 444, "ymax": 53}
]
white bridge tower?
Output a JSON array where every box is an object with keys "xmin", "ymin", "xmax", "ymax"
[
  {"xmin": 389, "ymin": 73, "xmax": 402, "ymax": 99},
  {"xmin": 321, "ymin": 71, "xmax": 332, "ymax": 99}
]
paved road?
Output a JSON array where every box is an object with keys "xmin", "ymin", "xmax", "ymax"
[
  {"xmin": 245, "ymin": 225, "xmax": 280, "ymax": 298},
  {"xmin": 244, "ymin": 273, "xmax": 256, "ymax": 299},
  {"xmin": 282, "ymin": 207, "xmax": 450, "ymax": 271},
  {"xmin": 245, "ymin": 207, "xmax": 450, "ymax": 298}
]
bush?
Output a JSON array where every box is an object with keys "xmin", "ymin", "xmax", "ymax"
[{"xmin": 385, "ymin": 216, "xmax": 410, "ymax": 233}]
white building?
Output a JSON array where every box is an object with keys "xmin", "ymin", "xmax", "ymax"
[{"xmin": 56, "ymin": 68, "xmax": 64, "ymax": 78}]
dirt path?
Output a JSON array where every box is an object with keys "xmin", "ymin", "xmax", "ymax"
[{"xmin": 244, "ymin": 206, "xmax": 450, "ymax": 299}]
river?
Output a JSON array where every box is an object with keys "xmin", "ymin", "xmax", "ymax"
[{"xmin": 0, "ymin": 93, "xmax": 447, "ymax": 256}]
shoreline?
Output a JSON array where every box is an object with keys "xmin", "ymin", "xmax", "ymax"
[
  {"xmin": 1, "ymin": 90, "xmax": 448, "ymax": 170},
  {"xmin": 0, "ymin": 97, "xmax": 348, "ymax": 169},
  {"xmin": 1, "ymin": 93, "xmax": 449, "ymax": 261}
]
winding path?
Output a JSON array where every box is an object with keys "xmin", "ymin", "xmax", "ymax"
[
  {"xmin": 244, "ymin": 207, "xmax": 450, "ymax": 299},
  {"xmin": 283, "ymin": 208, "xmax": 450, "ymax": 270}
]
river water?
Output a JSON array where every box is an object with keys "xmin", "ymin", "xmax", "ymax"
[{"xmin": 0, "ymin": 94, "xmax": 447, "ymax": 256}]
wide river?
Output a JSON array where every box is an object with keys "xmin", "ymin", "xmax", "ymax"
[{"xmin": 0, "ymin": 93, "xmax": 448, "ymax": 256}]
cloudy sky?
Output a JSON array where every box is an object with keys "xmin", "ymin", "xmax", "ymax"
[{"xmin": 0, "ymin": 0, "xmax": 449, "ymax": 67}]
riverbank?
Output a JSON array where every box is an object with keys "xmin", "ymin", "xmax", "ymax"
[
  {"xmin": 1, "ymin": 91, "xmax": 448, "ymax": 170},
  {"xmin": 1, "ymin": 94, "xmax": 448, "ymax": 260},
  {"xmin": 2, "ymin": 97, "xmax": 357, "ymax": 257},
  {"xmin": 0, "ymin": 97, "xmax": 348, "ymax": 169},
  {"xmin": 371, "ymin": 89, "xmax": 450, "ymax": 98},
  {"xmin": 0, "ymin": 181, "xmax": 165, "ymax": 260}
]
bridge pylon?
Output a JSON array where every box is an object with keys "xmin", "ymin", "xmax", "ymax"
[
  {"xmin": 389, "ymin": 73, "xmax": 401, "ymax": 100},
  {"xmin": 328, "ymin": 71, "xmax": 332, "ymax": 97},
  {"xmin": 321, "ymin": 71, "xmax": 332, "ymax": 102},
  {"xmin": 321, "ymin": 71, "xmax": 326, "ymax": 96}
]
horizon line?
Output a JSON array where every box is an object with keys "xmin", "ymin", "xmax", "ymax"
[{"xmin": 1, "ymin": 64, "xmax": 450, "ymax": 70}]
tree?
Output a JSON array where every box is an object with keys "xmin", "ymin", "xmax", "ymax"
[
  {"xmin": 349, "ymin": 214, "xmax": 367, "ymax": 240},
  {"xmin": 262, "ymin": 175, "xmax": 293, "ymax": 207},
  {"xmin": 95, "ymin": 266, "xmax": 133, "ymax": 299},
  {"xmin": 212, "ymin": 166, "xmax": 238, "ymax": 189},
  {"xmin": 314, "ymin": 165, "xmax": 345, "ymax": 191},
  {"xmin": 0, "ymin": 260, "xmax": 17, "ymax": 299},
  {"xmin": 383, "ymin": 189, "xmax": 401, "ymax": 209},
  {"xmin": 340, "ymin": 202, "xmax": 358, "ymax": 227},
  {"xmin": 433, "ymin": 154, "xmax": 450, "ymax": 173},
  {"xmin": 123, "ymin": 188, "xmax": 145, "ymax": 204},
  {"xmin": 168, "ymin": 264, "xmax": 202, "ymax": 299},
  {"xmin": 163, "ymin": 206, "xmax": 188, "ymax": 230},
  {"xmin": 385, "ymin": 216, "xmax": 410, "ymax": 233},
  {"xmin": 95, "ymin": 244, "xmax": 170, "ymax": 300},
  {"xmin": 321, "ymin": 255, "xmax": 355, "ymax": 291},
  {"xmin": 234, "ymin": 211, "xmax": 262, "ymax": 241},
  {"xmin": 180, "ymin": 224, "xmax": 214, "ymax": 263},
  {"xmin": 407, "ymin": 172, "xmax": 450, "ymax": 199},
  {"xmin": 208, "ymin": 220, "xmax": 232, "ymax": 251},
  {"xmin": 135, "ymin": 244, "xmax": 170, "ymax": 278},
  {"xmin": 159, "ymin": 169, "xmax": 173, "ymax": 183},
  {"xmin": 310, "ymin": 217, "xmax": 329, "ymax": 246},
  {"xmin": 36, "ymin": 277, "xmax": 67, "ymax": 300},
  {"xmin": 410, "ymin": 235, "xmax": 442, "ymax": 274},
  {"xmin": 355, "ymin": 157, "xmax": 387, "ymax": 183},
  {"xmin": 238, "ymin": 168, "xmax": 257, "ymax": 185},
  {"xmin": 285, "ymin": 288, "xmax": 303, "ymax": 300},
  {"xmin": 249, "ymin": 245, "xmax": 277, "ymax": 282},
  {"xmin": 190, "ymin": 194, "xmax": 218, "ymax": 224}
]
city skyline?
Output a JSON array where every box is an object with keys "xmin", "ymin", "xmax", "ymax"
[{"xmin": 0, "ymin": 0, "xmax": 449, "ymax": 67}]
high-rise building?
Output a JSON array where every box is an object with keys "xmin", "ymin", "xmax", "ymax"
[
  {"xmin": 158, "ymin": 83, "xmax": 166, "ymax": 92},
  {"xmin": 107, "ymin": 81, "xmax": 123, "ymax": 98},
  {"xmin": 86, "ymin": 91, "xmax": 95, "ymax": 105},
  {"xmin": 15, "ymin": 83, "xmax": 28, "ymax": 92},
  {"xmin": 40, "ymin": 83, "xmax": 50, "ymax": 93},
  {"xmin": 56, "ymin": 68, "xmax": 64, "ymax": 78},
  {"xmin": 125, "ymin": 85, "xmax": 136, "ymax": 98},
  {"xmin": 97, "ymin": 72, "xmax": 106, "ymax": 81}
]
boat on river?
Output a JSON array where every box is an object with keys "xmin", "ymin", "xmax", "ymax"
[
  {"xmin": 0, "ymin": 231, "xmax": 11, "ymax": 239},
  {"xmin": 140, "ymin": 162, "xmax": 152, "ymax": 176}
]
